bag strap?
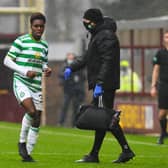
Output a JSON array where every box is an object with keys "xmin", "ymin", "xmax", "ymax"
[{"xmin": 98, "ymin": 95, "xmax": 103, "ymax": 107}]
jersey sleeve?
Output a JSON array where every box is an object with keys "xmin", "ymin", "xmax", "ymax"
[
  {"xmin": 152, "ymin": 50, "xmax": 161, "ymax": 65},
  {"xmin": 42, "ymin": 42, "xmax": 49, "ymax": 70},
  {"xmin": 45, "ymin": 47, "xmax": 48, "ymax": 63},
  {"xmin": 7, "ymin": 38, "xmax": 22, "ymax": 59}
]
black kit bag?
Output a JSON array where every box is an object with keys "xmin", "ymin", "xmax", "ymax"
[{"xmin": 75, "ymin": 96, "xmax": 121, "ymax": 130}]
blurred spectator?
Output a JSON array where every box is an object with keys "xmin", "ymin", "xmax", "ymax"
[
  {"xmin": 58, "ymin": 53, "xmax": 85, "ymax": 127},
  {"xmin": 119, "ymin": 60, "xmax": 142, "ymax": 93}
]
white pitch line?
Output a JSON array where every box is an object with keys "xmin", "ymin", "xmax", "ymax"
[
  {"xmin": 0, "ymin": 124, "xmax": 167, "ymax": 147},
  {"xmin": 0, "ymin": 151, "xmax": 167, "ymax": 158}
]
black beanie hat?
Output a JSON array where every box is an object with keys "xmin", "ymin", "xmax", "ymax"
[{"xmin": 83, "ymin": 8, "xmax": 103, "ymax": 24}]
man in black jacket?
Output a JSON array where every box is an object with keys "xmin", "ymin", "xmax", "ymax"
[
  {"xmin": 58, "ymin": 53, "xmax": 85, "ymax": 127},
  {"xmin": 64, "ymin": 8, "xmax": 135, "ymax": 163}
]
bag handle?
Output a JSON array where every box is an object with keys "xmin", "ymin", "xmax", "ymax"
[{"xmin": 98, "ymin": 95, "xmax": 103, "ymax": 107}]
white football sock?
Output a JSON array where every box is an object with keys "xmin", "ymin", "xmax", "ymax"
[
  {"xmin": 19, "ymin": 113, "xmax": 32, "ymax": 143},
  {"xmin": 27, "ymin": 127, "xmax": 39, "ymax": 155}
]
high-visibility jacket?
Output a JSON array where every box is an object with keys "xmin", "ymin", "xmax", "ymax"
[{"xmin": 119, "ymin": 69, "xmax": 142, "ymax": 92}]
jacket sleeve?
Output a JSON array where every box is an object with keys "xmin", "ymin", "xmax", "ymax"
[
  {"xmin": 68, "ymin": 52, "xmax": 87, "ymax": 72},
  {"xmin": 96, "ymin": 32, "xmax": 118, "ymax": 86}
]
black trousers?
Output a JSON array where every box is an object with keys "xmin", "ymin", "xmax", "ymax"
[
  {"xmin": 90, "ymin": 90, "xmax": 131, "ymax": 156},
  {"xmin": 59, "ymin": 90, "xmax": 84, "ymax": 126}
]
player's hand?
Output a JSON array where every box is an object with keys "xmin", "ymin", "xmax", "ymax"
[
  {"xmin": 44, "ymin": 67, "xmax": 52, "ymax": 77},
  {"xmin": 64, "ymin": 67, "xmax": 72, "ymax": 80},
  {"xmin": 150, "ymin": 87, "xmax": 157, "ymax": 97},
  {"xmin": 26, "ymin": 71, "xmax": 38, "ymax": 78}
]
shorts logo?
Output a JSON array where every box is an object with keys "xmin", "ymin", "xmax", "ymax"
[{"xmin": 20, "ymin": 92, "xmax": 25, "ymax": 98}]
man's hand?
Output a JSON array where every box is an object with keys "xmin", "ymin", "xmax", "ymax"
[
  {"xmin": 150, "ymin": 86, "xmax": 157, "ymax": 97},
  {"xmin": 64, "ymin": 67, "xmax": 72, "ymax": 80},
  {"xmin": 93, "ymin": 84, "xmax": 103, "ymax": 98},
  {"xmin": 44, "ymin": 67, "xmax": 52, "ymax": 77}
]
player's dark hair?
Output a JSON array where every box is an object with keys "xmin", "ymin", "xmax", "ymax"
[{"xmin": 30, "ymin": 12, "xmax": 46, "ymax": 24}]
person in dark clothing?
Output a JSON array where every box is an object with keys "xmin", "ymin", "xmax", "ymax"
[
  {"xmin": 64, "ymin": 8, "xmax": 135, "ymax": 163},
  {"xmin": 58, "ymin": 53, "xmax": 85, "ymax": 127},
  {"xmin": 151, "ymin": 31, "xmax": 168, "ymax": 144}
]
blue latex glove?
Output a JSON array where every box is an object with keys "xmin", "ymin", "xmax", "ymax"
[
  {"xmin": 93, "ymin": 84, "xmax": 103, "ymax": 98},
  {"xmin": 64, "ymin": 67, "xmax": 72, "ymax": 80}
]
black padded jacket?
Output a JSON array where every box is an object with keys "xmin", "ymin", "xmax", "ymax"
[{"xmin": 69, "ymin": 18, "xmax": 120, "ymax": 91}]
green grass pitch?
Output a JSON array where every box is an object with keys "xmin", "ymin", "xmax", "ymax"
[{"xmin": 0, "ymin": 122, "xmax": 167, "ymax": 168}]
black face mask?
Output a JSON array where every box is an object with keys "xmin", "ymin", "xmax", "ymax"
[{"xmin": 83, "ymin": 21, "xmax": 95, "ymax": 33}]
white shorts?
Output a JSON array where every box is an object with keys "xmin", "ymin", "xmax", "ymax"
[{"xmin": 13, "ymin": 79, "xmax": 43, "ymax": 111}]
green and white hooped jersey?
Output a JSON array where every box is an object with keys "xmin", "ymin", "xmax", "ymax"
[{"xmin": 8, "ymin": 34, "xmax": 48, "ymax": 92}]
